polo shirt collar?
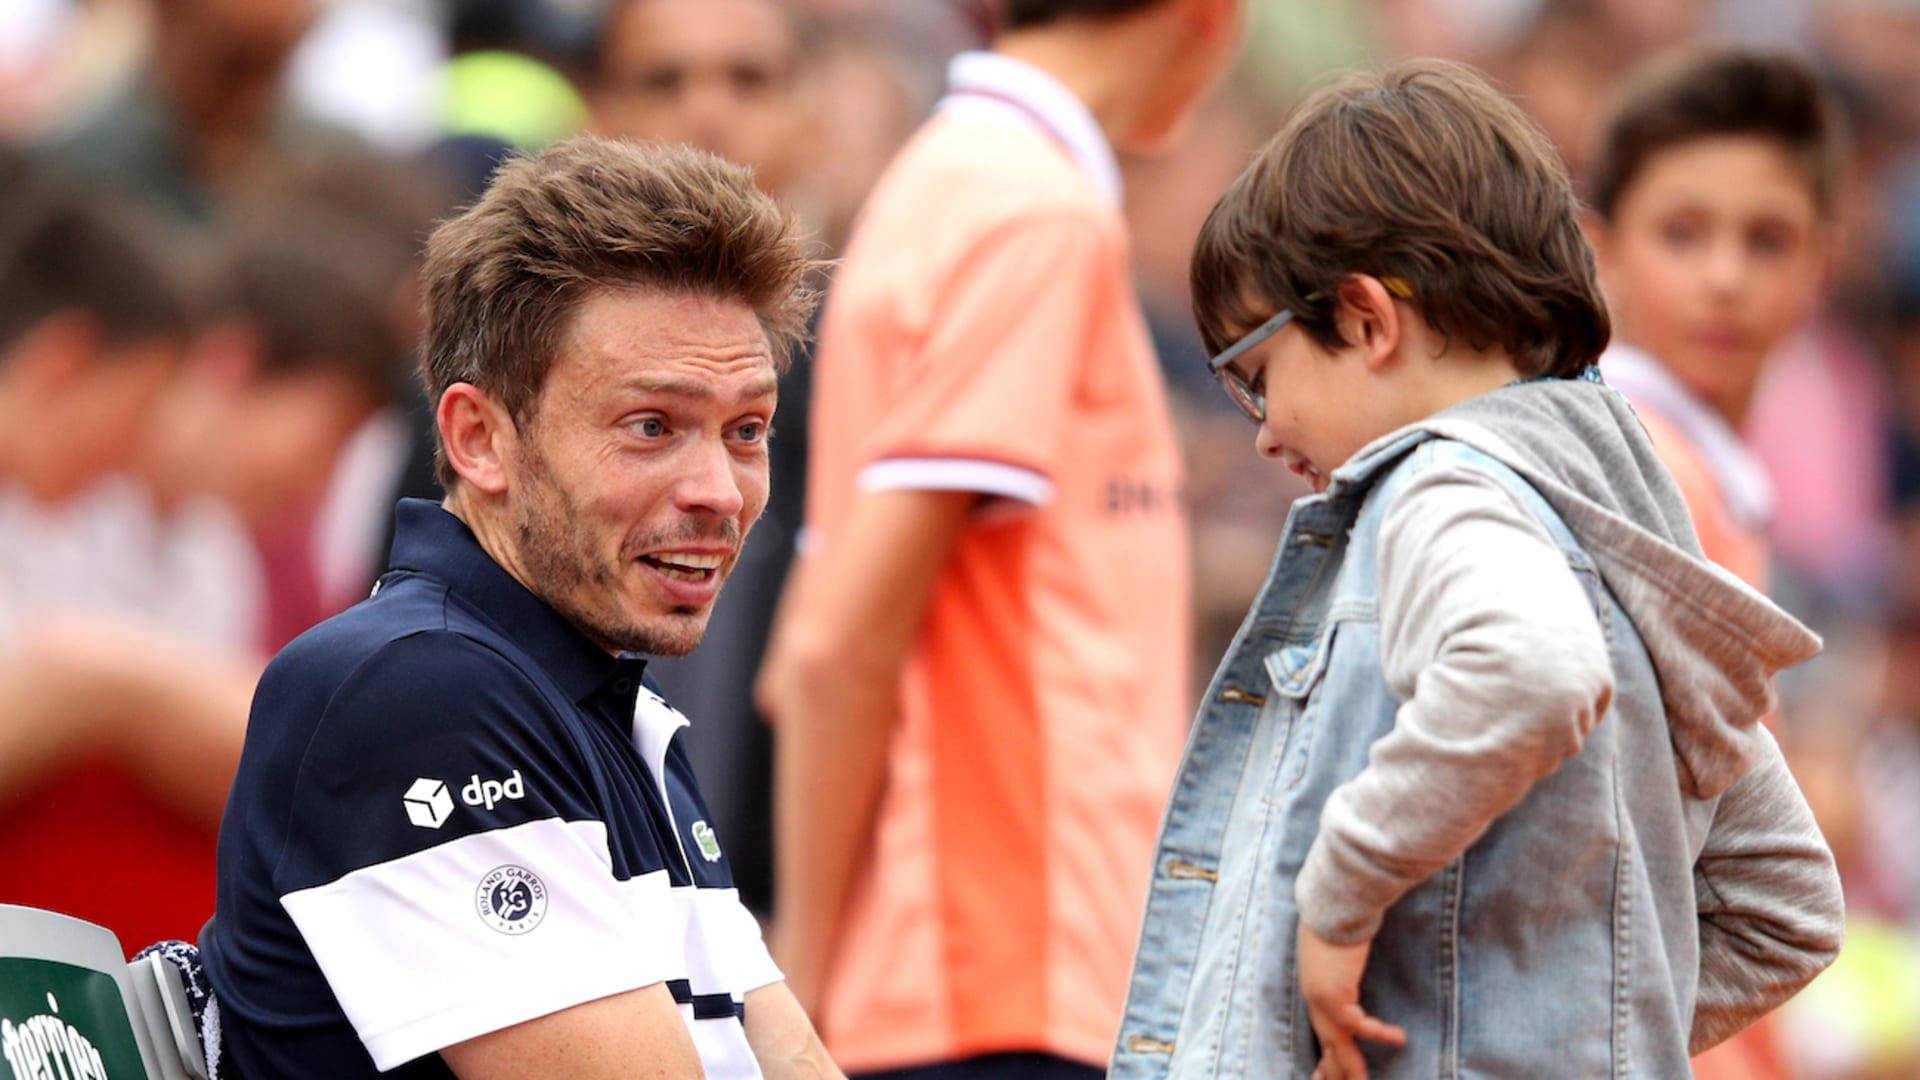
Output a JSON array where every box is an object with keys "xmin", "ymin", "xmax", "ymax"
[
  {"xmin": 386, "ymin": 498, "xmax": 640, "ymax": 703},
  {"xmin": 939, "ymin": 50, "xmax": 1124, "ymax": 207},
  {"xmin": 1600, "ymin": 343, "xmax": 1774, "ymax": 529}
]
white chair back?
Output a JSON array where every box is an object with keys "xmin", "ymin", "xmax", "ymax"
[{"xmin": 0, "ymin": 904, "xmax": 199, "ymax": 1080}]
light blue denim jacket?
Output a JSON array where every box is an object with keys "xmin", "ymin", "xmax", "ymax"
[{"xmin": 1112, "ymin": 383, "xmax": 1842, "ymax": 1079}]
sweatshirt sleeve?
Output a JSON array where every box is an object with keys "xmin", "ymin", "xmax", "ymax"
[
  {"xmin": 1689, "ymin": 727, "xmax": 1845, "ymax": 1052},
  {"xmin": 1295, "ymin": 460, "xmax": 1615, "ymax": 943}
]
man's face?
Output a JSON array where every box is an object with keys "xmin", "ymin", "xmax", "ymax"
[
  {"xmin": 507, "ymin": 288, "xmax": 776, "ymax": 656},
  {"xmin": 1596, "ymin": 135, "xmax": 1827, "ymax": 422},
  {"xmin": 592, "ymin": 0, "xmax": 799, "ymax": 191}
]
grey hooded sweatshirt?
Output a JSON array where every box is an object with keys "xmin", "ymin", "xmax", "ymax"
[{"xmin": 1294, "ymin": 378, "xmax": 1845, "ymax": 1052}]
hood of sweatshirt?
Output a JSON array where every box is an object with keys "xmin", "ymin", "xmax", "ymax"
[{"xmin": 1385, "ymin": 378, "xmax": 1819, "ymax": 799}]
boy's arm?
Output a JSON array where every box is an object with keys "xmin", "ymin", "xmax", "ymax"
[
  {"xmin": 1296, "ymin": 462, "xmax": 1613, "ymax": 943},
  {"xmin": 1689, "ymin": 727, "xmax": 1843, "ymax": 1053}
]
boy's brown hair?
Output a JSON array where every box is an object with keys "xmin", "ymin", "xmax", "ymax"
[
  {"xmin": 1589, "ymin": 47, "xmax": 1842, "ymax": 222},
  {"xmin": 420, "ymin": 136, "xmax": 819, "ymax": 488},
  {"xmin": 1192, "ymin": 59, "xmax": 1609, "ymax": 379}
]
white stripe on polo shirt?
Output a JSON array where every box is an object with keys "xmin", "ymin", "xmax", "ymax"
[
  {"xmin": 938, "ymin": 50, "xmax": 1123, "ymax": 208},
  {"xmin": 280, "ymin": 816, "xmax": 780, "ymax": 1074},
  {"xmin": 857, "ymin": 457, "xmax": 1056, "ymax": 506}
]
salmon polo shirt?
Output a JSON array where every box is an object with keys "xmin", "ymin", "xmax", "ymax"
[{"xmin": 801, "ymin": 50, "xmax": 1193, "ymax": 1072}]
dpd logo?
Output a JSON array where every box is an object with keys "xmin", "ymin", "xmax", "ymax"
[
  {"xmin": 403, "ymin": 778, "xmax": 453, "ymax": 829},
  {"xmin": 476, "ymin": 865, "xmax": 547, "ymax": 935},
  {"xmin": 462, "ymin": 769, "xmax": 525, "ymax": 811}
]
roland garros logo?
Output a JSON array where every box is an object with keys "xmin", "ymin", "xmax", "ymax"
[{"xmin": 476, "ymin": 865, "xmax": 548, "ymax": 935}]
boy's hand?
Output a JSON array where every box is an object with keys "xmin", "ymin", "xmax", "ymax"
[{"xmin": 1299, "ymin": 922, "xmax": 1406, "ymax": 1080}]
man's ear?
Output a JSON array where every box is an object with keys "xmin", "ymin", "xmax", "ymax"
[
  {"xmin": 437, "ymin": 382, "xmax": 516, "ymax": 496},
  {"xmin": 1333, "ymin": 275, "xmax": 1404, "ymax": 373}
]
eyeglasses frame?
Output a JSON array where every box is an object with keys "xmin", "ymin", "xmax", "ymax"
[{"xmin": 1203, "ymin": 277, "xmax": 1414, "ymax": 424}]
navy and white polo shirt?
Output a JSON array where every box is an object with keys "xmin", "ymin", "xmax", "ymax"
[{"xmin": 202, "ymin": 499, "xmax": 778, "ymax": 1078}]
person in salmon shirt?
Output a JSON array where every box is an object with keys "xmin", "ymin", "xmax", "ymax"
[
  {"xmin": 1588, "ymin": 46, "xmax": 1845, "ymax": 1080},
  {"xmin": 757, "ymin": 2, "xmax": 1244, "ymax": 1077}
]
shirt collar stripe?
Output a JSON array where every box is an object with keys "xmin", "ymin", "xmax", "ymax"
[{"xmin": 938, "ymin": 50, "xmax": 1123, "ymax": 207}]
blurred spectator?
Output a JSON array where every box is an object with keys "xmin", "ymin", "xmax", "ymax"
[
  {"xmin": 592, "ymin": 0, "xmax": 805, "ymax": 194},
  {"xmin": 254, "ymin": 151, "xmax": 445, "ymax": 623},
  {"xmin": 0, "ymin": 172, "xmax": 409, "ymax": 953},
  {"xmin": 0, "ymin": 183, "xmax": 184, "ymax": 517},
  {"xmin": 33, "ymin": 0, "xmax": 338, "ymax": 223},
  {"xmin": 783, "ymin": 13, "xmax": 943, "ymax": 253},
  {"xmin": 1484, "ymin": 0, "xmax": 1634, "ymax": 189},
  {"xmin": 1586, "ymin": 45, "xmax": 1861, "ymax": 1080},
  {"xmin": 760, "ymin": 2, "xmax": 1242, "ymax": 1076},
  {"xmin": 1118, "ymin": 85, "xmax": 1311, "ymax": 686},
  {"xmin": 0, "ymin": 173, "xmax": 251, "ymax": 952},
  {"xmin": 138, "ymin": 200, "xmax": 408, "ymax": 647}
]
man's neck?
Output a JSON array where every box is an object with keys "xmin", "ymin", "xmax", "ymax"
[
  {"xmin": 993, "ymin": 19, "xmax": 1164, "ymax": 151},
  {"xmin": 441, "ymin": 489, "xmax": 525, "ymax": 588}
]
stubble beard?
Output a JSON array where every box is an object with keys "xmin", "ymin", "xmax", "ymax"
[{"xmin": 512, "ymin": 449, "xmax": 730, "ymax": 657}]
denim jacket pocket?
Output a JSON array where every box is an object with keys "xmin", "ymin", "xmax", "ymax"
[{"xmin": 1262, "ymin": 622, "xmax": 1341, "ymax": 793}]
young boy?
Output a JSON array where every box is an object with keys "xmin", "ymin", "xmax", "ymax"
[
  {"xmin": 1109, "ymin": 61, "xmax": 1843, "ymax": 1080},
  {"xmin": 1586, "ymin": 49, "xmax": 1843, "ymax": 1080},
  {"xmin": 1589, "ymin": 48, "xmax": 1835, "ymax": 595}
]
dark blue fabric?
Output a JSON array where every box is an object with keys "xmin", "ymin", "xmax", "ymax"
[
  {"xmin": 201, "ymin": 499, "xmax": 734, "ymax": 1078},
  {"xmin": 852, "ymin": 1054, "xmax": 1105, "ymax": 1080}
]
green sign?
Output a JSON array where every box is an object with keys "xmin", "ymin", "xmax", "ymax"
[{"xmin": 0, "ymin": 958, "xmax": 146, "ymax": 1079}]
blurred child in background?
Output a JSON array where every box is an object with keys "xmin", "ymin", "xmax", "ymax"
[
  {"xmin": 1587, "ymin": 48, "xmax": 1843, "ymax": 1080},
  {"xmin": 0, "ymin": 171, "xmax": 404, "ymax": 952},
  {"xmin": 1590, "ymin": 48, "xmax": 1834, "ymax": 595},
  {"xmin": 0, "ymin": 174, "xmax": 253, "ymax": 950}
]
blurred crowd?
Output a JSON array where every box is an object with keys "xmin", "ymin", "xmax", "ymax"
[{"xmin": 2, "ymin": 0, "xmax": 1918, "ymax": 1076}]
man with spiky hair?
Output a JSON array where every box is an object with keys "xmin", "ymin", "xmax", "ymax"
[{"xmin": 202, "ymin": 136, "xmax": 841, "ymax": 1080}]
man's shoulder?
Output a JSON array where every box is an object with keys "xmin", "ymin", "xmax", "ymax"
[
  {"xmin": 258, "ymin": 571, "xmax": 548, "ymax": 722},
  {"xmin": 858, "ymin": 112, "xmax": 1120, "ymax": 249}
]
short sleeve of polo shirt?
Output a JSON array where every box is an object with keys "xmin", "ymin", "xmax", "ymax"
[
  {"xmin": 857, "ymin": 210, "xmax": 1110, "ymax": 507},
  {"xmin": 272, "ymin": 630, "xmax": 679, "ymax": 1071}
]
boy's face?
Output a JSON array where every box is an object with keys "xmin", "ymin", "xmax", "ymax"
[
  {"xmin": 1218, "ymin": 312, "xmax": 1405, "ymax": 494},
  {"xmin": 1595, "ymin": 135, "xmax": 1827, "ymax": 423}
]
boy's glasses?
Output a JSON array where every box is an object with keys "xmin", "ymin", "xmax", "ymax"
[
  {"xmin": 1206, "ymin": 308, "xmax": 1294, "ymax": 424},
  {"xmin": 1204, "ymin": 278, "xmax": 1414, "ymax": 424}
]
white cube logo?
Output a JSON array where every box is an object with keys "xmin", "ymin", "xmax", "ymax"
[{"xmin": 404, "ymin": 778, "xmax": 453, "ymax": 829}]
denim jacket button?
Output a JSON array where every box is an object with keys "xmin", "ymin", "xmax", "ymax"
[
  {"xmin": 1220, "ymin": 686, "xmax": 1265, "ymax": 706},
  {"xmin": 1126, "ymin": 1035, "xmax": 1176, "ymax": 1054}
]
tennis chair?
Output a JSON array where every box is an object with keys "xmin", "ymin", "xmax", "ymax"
[{"xmin": 0, "ymin": 904, "xmax": 208, "ymax": 1080}]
